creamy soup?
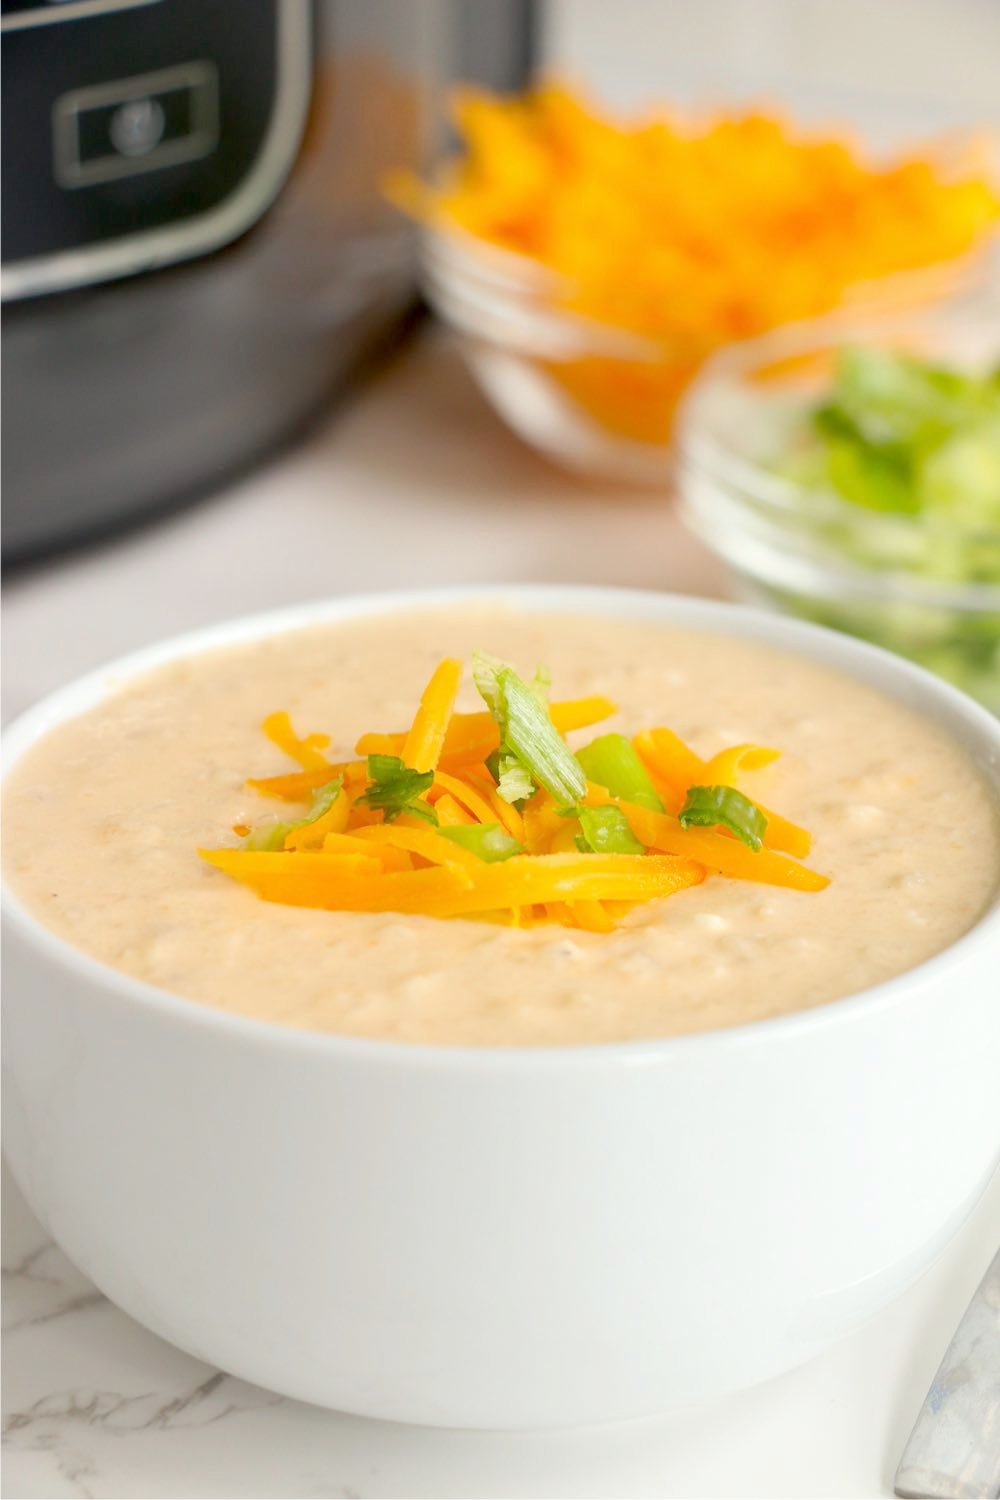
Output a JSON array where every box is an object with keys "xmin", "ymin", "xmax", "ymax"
[{"xmin": 4, "ymin": 606, "xmax": 998, "ymax": 1046}]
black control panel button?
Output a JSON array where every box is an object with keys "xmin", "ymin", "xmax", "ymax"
[
  {"xmin": 53, "ymin": 61, "xmax": 218, "ymax": 187},
  {"xmin": 1, "ymin": 0, "xmax": 294, "ymax": 279}
]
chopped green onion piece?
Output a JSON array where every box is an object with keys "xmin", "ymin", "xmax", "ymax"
[
  {"xmin": 831, "ymin": 346, "xmax": 992, "ymax": 446},
  {"xmin": 472, "ymin": 651, "xmax": 504, "ymax": 718},
  {"xmin": 575, "ymin": 804, "xmax": 645, "ymax": 856},
  {"xmin": 244, "ymin": 775, "xmax": 344, "ymax": 850},
  {"xmin": 576, "ymin": 733, "xmax": 664, "ymax": 811},
  {"xmin": 479, "ymin": 659, "xmax": 539, "ymax": 804},
  {"xmin": 529, "ymin": 664, "xmax": 551, "ymax": 704},
  {"xmin": 245, "ymin": 824, "xmax": 291, "ymax": 852},
  {"xmin": 439, "ymin": 822, "xmax": 523, "ymax": 862},
  {"xmin": 824, "ymin": 433, "xmax": 917, "ymax": 514},
  {"xmin": 486, "ymin": 747, "xmax": 536, "ymax": 803},
  {"xmin": 358, "ymin": 754, "xmax": 438, "ymax": 825},
  {"xmin": 679, "ymin": 785, "xmax": 767, "ymax": 851},
  {"xmin": 473, "ymin": 651, "xmax": 587, "ymax": 807},
  {"xmin": 496, "ymin": 754, "xmax": 536, "ymax": 804}
]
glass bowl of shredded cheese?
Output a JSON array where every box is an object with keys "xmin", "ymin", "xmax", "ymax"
[{"xmin": 394, "ymin": 84, "xmax": 1000, "ymax": 483}]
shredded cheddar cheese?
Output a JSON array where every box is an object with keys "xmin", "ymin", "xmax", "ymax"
[
  {"xmin": 401, "ymin": 657, "xmax": 463, "ymax": 772},
  {"xmin": 200, "ymin": 654, "xmax": 829, "ymax": 928},
  {"xmin": 261, "ymin": 711, "xmax": 332, "ymax": 771},
  {"xmin": 387, "ymin": 84, "xmax": 1000, "ymax": 443}
]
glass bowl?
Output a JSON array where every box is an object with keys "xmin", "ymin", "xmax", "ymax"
[
  {"xmin": 675, "ymin": 290, "xmax": 1000, "ymax": 711},
  {"xmin": 419, "ymin": 210, "xmax": 998, "ymax": 487},
  {"xmin": 419, "ymin": 223, "xmax": 679, "ymax": 484}
]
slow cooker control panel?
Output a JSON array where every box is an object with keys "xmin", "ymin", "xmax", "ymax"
[{"xmin": 1, "ymin": 0, "xmax": 312, "ymax": 297}]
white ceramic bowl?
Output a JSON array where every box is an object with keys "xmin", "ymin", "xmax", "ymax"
[{"xmin": 3, "ymin": 586, "xmax": 1000, "ymax": 1429}]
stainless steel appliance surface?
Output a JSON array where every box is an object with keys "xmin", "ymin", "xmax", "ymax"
[{"xmin": 1, "ymin": 0, "xmax": 533, "ymax": 562}]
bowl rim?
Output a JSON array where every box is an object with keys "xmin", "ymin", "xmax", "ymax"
[
  {"xmin": 3, "ymin": 582, "xmax": 999, "ymax": 1070},
  {"xmin": 421, "ymin": 216, "xmax": 1000, "ymax": 361}
]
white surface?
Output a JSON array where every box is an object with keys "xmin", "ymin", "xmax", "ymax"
[
  {"xmin": 3, "ymin": 335, "xmax": 1000, "ymax": 1496},
  {"xmin": 542, "ymin": 0, "xmax": 1000, "ymax": 128}
]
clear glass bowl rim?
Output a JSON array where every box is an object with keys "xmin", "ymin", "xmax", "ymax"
[{"xmin": 675, "ymin": 295, "xmax": 1000, "ymax": 614}]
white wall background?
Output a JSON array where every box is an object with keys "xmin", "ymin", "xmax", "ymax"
[{"xmin": 542, "ymin": 0, "xmax": 1000, "ymax": 146}]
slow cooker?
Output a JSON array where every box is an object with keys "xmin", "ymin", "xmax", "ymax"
[{"xmin": 1, "ymin": 0, "xmax": 533, "ymax": 561}]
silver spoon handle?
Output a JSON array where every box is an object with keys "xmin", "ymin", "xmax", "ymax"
[{"xmin": 895, "ymin": 1247, "xmax": 1000, "ymax": 1499}]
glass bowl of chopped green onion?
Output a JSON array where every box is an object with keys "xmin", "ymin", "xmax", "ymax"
[{"xmin": 676, "ymin": 288, "xmax": 1000, "ymax": 712}]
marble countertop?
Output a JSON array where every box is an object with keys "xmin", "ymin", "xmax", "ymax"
[{"xmin": 4, "ymin": 334, "xmax": 999, "ymax": 1499}]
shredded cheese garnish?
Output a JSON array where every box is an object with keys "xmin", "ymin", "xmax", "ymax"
[
  {"xmin": 401, "ymin": 657, "xmax": 463, "ymax": 772},
  {"xmin": 200, "ymin": 654, "xmax": 829, "ymax": 928}
]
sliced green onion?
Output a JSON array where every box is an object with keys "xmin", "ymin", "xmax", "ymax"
[
  {"xmin": 473, "ymin": 651, "xmax": 587, "ymax": 807},
  {"xmin": 574, "ymin": 804, "xmax": 645, "ymax": 856},
  {"xmin": 244, "ymin": 775, "xmax": 344, "ymax": 851},
  {"xmin": 824, "ymin": 433, "xmax": 917, "ymax": 514},
  {"xmin": 473, "ymin": 651, "xmax": 505, "ymax": 718},
  {"xmin": 576, "ymin": 733, "xmax": 664, "ymax": 811},
  {"xmin": 529, "ymin": 664, "xmax": 551, "ymax": 704},
  {"xmin": 486, "ymin": 747, "xmax": 536, "ymax": 804},
  {"xmin": 439, "ymin": 822, "xmax": 523, "ymax": 862},
  {"xmin": 679, "ymin": 784, "xmax": 767, "ymax": 851},
  {"xmin": 358, "ymin": 754, "xmax": 438, "ymax": 825}
]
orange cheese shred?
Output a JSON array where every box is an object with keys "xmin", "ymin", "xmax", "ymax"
[
  {"xmin": 322, "ymin": 832, "xmax": 414, "ymax": 872},
  {"xmin": 199, "ymin": 848, "xmax": 704, "ymax": 917},
  {"xmin": 350, "ymin": 822, "xmax": 484, "ymax": 872},
  {"xmin": 612, "ymin": 800, "xmax": 828, "ymax": 892},
  {"xmin": 755, "ymin": 806, "xmax": 812, "ymax": 859},
  {"xmin": 705, "ymin": 744, "xmax": 781, "ymax": 782},
  {"xmin": 356, "ymin": 696, "xmax": 616, "ymax": 763},
  {"xmin": 401, "ymin": 658, "xmax": 464, "ymax": 772},
  {"xmin": 230, "ymin": 864, "xmax": 475, "ymax": 914},
  {"xmin": 434, "ymin": 793, "xmax": 476, "ymax": 827},
  {"xmin": 261, "ymin": 712, "xmax": 332, "ymax": 772},
  {"xmin": 461, "ymin": 770, "xmax": 526, "ymax": 840},
  {"xmin": 283, "ymin": 790, "xmax": 351, "ymax": 850},
  {"xmin": 247, "ymin": 762, "xmax": 367, "ymax": 802},
  {"xmin": 547, "ymin": 820, "xmax": 581, "ymax": 855},
  {"xmin": 633, "ymin": 728, "xmax": 707, "ymax": 795},
  {"xmin": 523, "ymin": 796, "xmax": 565, "ymax": 853},
  {"xmin": 200, "ymin": 848, "xmax": 384, "ymax": 880},
  {"xmin": 433, "ymin": 854, "xmax": 705, "ymax": 916},
  {"xmin": 431, "ymin": 771, "xmax": 499, "ymax": 827},
  {"xmin": 549, "ymin": 696, "xmax": 618, "ymax": 737},
  {"xmin": 350, "ymin": 733, "xmax": 398, "ymax": 758},
  {"xmin": 569, "ymin": 900, "xmax": 617, "ymax": 934}
]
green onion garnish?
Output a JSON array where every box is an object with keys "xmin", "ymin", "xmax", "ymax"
[
  {"xmin": 244, "ymin": 775, "xmax": 344, "ymax": 850},
  {"xmin": 574, "ymin": 804, "xmax": 645, "ymax": 856},
  {"xmin": 485, "ymin": 747, "xmax": 536, "ymax": 804},
  {"xmin": 679, "ymin": 785, "xmax": 768, "ymax": 851},
  {"xmin": 528, "ymin": 663, "xmax": 552, "ymax": 704},
  {"xmin": 358, "ymin": 754, "xmax": 438, "ymax": 825},
  {"xmin": 576, "ymin": 733, "xmax": 664, "ymax": 811},
  {"xmin": 473, "ymin": 651, "xmax": 587, "ymax": 807},
  {"xmin": 439, "ymin": 822, "xmax": 523, "ymax": 862}
]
